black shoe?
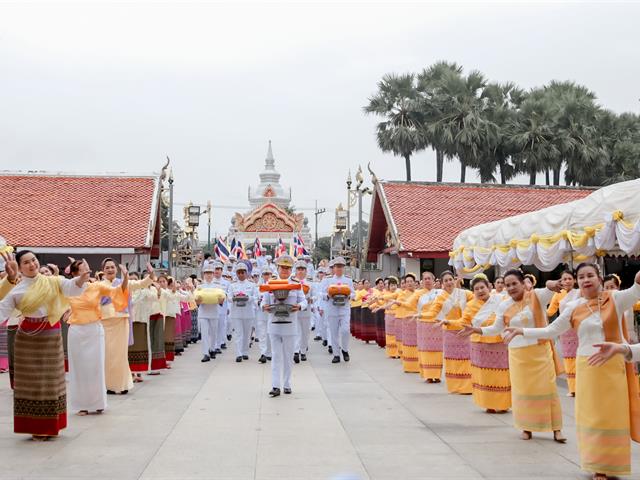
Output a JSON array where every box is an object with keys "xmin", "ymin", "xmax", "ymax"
[
  {"xmin": 107, "ymin": 390, "xmax": 116, "ymax": 395},
  {"xmin": 209, "ymin": 350, "xmax": 215, "ymax": 357},
  {"xmin": 201, "ymin": 355, "xmax": 211, "ymax": 363},
  {"xmin": 242, "ymin": 355, "xmax": 249, "ymax": 360},
  {"xmin": 236, "ymin": 356, "xmax": 243, "ymax": 363},
  {"xmin": 311, "ymin": 326, "xmax": 316, "ymax": 331},
  {"xmin": 227, "ymin": 334, "xmax": 232, "ymax": 341},
  {"xmin": 322, "ymin": 340, "xmax": 328, "ymax": 347},
  {"xmin": 332, "ymin": 356, "xmax": 340, "ymax": 364},
  {"xmin": 121, "ymin": 390, "xmax": 128, "ymax": 395},
  {"xmin": 314, "ymin": 336, "xmax": 322, "ymax": 341},
  {"xmin": 215, "ymin": 348, "xmax": 222, "ymax": 354},
  {"xmin": 301, "ymin": 354, "xmax": 307, "ymax": 362},
  {"xmin": 293, "ymin": 353, "xmax": 300, "ymax": 364},
  {"xmin": 269, "ymin": 388, "xmax": 281, "ymax": 397},
  {"xmin": 220, "ymin": 344, "xmax": 227, "ymax": 350},
  {"xmin": 259, "ymin": 355, "xmax": 267, "ymax": 364},
  {"xmin": 211, "ymin": 352, "xmax": 217, "ymax": 359},
  {"xmin": 328, "ymin": 346, "xmax": 333, "ymax": 354},
  {"xmin": 254, "ymin": 338, "xmax": 259, "ymax": 343},
  {"xmin": 283, "ymin": 388, "xmax": 292, "ymax": 394},
  {"xmin": 266, "ymin": 356, "xmax": 272, "ymax": 361},
  {"xmin": 342, "ymin": 350, "xmax": 350, "ymax": 362}
]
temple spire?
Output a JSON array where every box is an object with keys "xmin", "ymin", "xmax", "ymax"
[{"xmin": 266, "ymin": 140, "xmax": 274, "ymax": 166}]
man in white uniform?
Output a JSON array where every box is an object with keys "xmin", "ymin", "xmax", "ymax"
[
  {"xmin": 257, "ymin": 266, "xmax": 273, "ymax": 363},
  {"xmin": 321, "ymin": 257, "xmax": 355, "ymax": 364},
  {"xmin": 196, "ymin": 264, "xmax": 224, "ymax": 362},
  {"xmin": 293, "ymin": 260, "xmax": 312, "ymax": 363},
  {"xmin": 209, "ymin": 262, "xmax": 230, "ymax": 354},
  {"xmin": 227, "ymin": 263, "xmax": 258, "ymax": 362},
  {"xmin": 262, "ymin": 255, "xmax": 306, "ymax": 397},
  {"xmin": 312, "ymin": 268, "xmax": 326, "ymax": 342}
]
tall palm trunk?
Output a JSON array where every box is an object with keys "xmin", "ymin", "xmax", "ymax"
[
  {"xmin": 498, "ymin": 157, "xmax": 507, "ymax": 184},
  {"xmin": 460, "ymin": 158, "xmax": 467, "ymax": 183},
  {"xmin": 545, "ymin": 169, "xmax": 550, "ymax": 186},
  {"xmin": 436, "ymin": 150, "xmax": 444, "ymax": 182},
  {"xmin": 529, "ymin": 170, "xmax": 536, "ymax": 185},
  {"xmin": 553, "ymin": 166, "xmax": 561, "ymax": 185},
  {"xmin": 404, "ymin": 154, "xmax": 412, "ymax": 181}
]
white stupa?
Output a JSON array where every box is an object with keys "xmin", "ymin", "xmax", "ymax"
[{"xmin": 248, "ymin": 141, "xmax": 292, "ymax": 209}]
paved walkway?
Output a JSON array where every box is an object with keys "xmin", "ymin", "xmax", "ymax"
[{"xmin": 0, "ymin": 338, "xmax": 638, "ymax": 480}]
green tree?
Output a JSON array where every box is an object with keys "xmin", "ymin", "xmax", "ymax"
[
  {"xmin": 433, "ymin": 69, "xmax": 489, "ymax": 183},
  {"xmin": 312, "ymin": 236, "xmax": 331, "ymax": 264},
  {"xmin": 364, "ymin": 73, "xmax": 424, "ymax": 181},
  {"xmin": 479, "ymin": 82, "xmax": 525, "ymax": 183},
  {"xmin": 416, "ymin": 61, "xmax": 464, "ymax": 182}
]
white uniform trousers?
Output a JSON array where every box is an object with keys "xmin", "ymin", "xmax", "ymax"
[
  {"xmin": 216, "ymin": 313, "xmax": 227, "ymax": 348},
  {"xmin": 257, "ymin": 313, "xmax": 272, "ymax": 357},
  {"xmin": 270, "ymin": 334, "xmax": 295, "ymax": 389},
  {"xmin": 233, "ymin": 317, "xmax": 253, "ymax": 357},
  {"xmin": 200, "ymin": 317, "xmax": 219, "ymax": 355},
  {"xmin": 68, "ymin": 322, "xmax": 107, "ymax": 412},
  {"xmin": 328, "ymin": 311, "xmax": 350, "ymax": 353},
  {"xmin": 295, "ymin": 314, "xmax": 311, "ymax": 354}
]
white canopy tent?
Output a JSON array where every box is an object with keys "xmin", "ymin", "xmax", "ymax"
[{"xmin": 450, "ymin": 179, "xmax": 640, "ymax": 276}]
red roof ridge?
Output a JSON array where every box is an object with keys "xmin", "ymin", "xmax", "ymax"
[
  {"xmin": 378, "ymin": 180, "xmax": 597, "ymax": 192},
  {"xmin": 0, "ymin": 170, "xmax": 160, "ymax": 179}
]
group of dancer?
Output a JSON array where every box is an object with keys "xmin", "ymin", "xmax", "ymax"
[
  {"xmin": 349, "ymin": 266, "xmax": 640, "ymax": 480},
  {"xmin": 0, "ymin": 249, "xmax": 359, "ymax": 437},
  {"xmin": 0, "ymin": 250, "xmax": 211, "ymax": 440}
]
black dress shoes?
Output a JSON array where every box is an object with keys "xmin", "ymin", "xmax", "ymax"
[
  {"xmin": 293, "ymin": 353, "xmax": 300, "ymax": 364},
  {"xmin": 342, "ymin": 350, "xmax": 350, "ymax": 362},
  {"xmin": 269, "ymin": 388, "xmax": 281, "ymax": 397},
  {"xmin": 283, "ymin": 388, "xmax": 292, "ymax": 394},
  {"xmin": 259, "ymin": 355, "xmax": 267, "ymax": 363},
  {"xmin": 332, "ymin": 356, "xmax": 340, "ymax": 364},
  {"xmin": 242, "ymin": 355, "xmax": 249, "ymax": 360},
  {"xmin": 201, "ymin": 355, "xmax": 211, "ymax": 362},
  {"xmin": 236, "ymin": 356, "xmax": 243, "ymax": 362},
  {"xmin": 300, "ymin": 354, "xmax": 307, "ymax": 362}
]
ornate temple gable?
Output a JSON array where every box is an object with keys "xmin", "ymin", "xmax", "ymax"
[{"xmin": 233, "ymin": 203, "xmax": 304, "ymax": 233}]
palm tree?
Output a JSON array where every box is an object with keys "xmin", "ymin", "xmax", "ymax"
[
  {"xmin": 416, "ymin": 61, "xmax": 464, "ymax": 182},
  {"xmin": 598, "ymin": 111, "xmax": 640, "ymax": 184},
  {"xmin": 432, "ymin": 69, "xmax": 488, "ymax": 183},
  {"xmin": 542, "ymin": 81, "xmax": 603, "ymax": 186},
  {"xmin": 511, "ymin": 88, "xmax": 558, "ymax": 184},
  {"xmin": 480, "ymin": 82, "xmax": 526, "ymax": 183},
  {"xmin": 364, "ymin": 73, "xmax": 424, "ymax": 181}
]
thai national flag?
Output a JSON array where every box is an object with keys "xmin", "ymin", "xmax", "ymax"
[
  {"xmin": 215, "ymin": 237, "xmax": 230, "ymax": 262},
  {"xmin": 236, "ymin": 240, "xmax": 247, "ymax": 260},
  {"xmin": 276, "ymin": 236, "xmax": 286, "ymax": 258},
  {"xmin": 295, "ymin": 233, "xmax": 308, "ymax": 256},
  {"xmin": 254, "ymin": 238, "xmax": 263, "ymax": 257}
]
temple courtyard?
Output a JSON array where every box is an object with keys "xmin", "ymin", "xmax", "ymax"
[{"xmin": 0, "ymin": 339, "xmax": 638, "ymax": 480}]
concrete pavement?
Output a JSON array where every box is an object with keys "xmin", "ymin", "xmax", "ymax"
[{"xmin": 0, "ymin": 337, "xmax": 638, "ymax": 480}]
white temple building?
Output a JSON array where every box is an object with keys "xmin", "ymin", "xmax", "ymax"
[{"xmin": 228, "ymin": 141, "xmax": 312, "ymax": 255}]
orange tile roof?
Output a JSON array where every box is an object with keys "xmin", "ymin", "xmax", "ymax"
[
  {"xmin": 0, "ymin": 173, "xmax": 160, "ymax": 249},
  {"xmin": 368, "ymin": 181, "xmax": 594, "ymax": 259}
]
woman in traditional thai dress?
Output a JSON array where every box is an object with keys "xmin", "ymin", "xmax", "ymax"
[
  {"xmin": 0, "ymin": 250, "xmax": 89, "ymax": 439},
  {"xmin": 100, "ymin": 258, "xmax": 154, "ymax": 394},
  {"xmin": 456, "ymin": 275, "xmax": 510, "ymax": 411},
  {"xmin": 377, "ymin": 276, "xmax": 400, "ymax": 358},
  {"xmin": 424, "ymin": 271, "xmax": 473, "ymax": 388},
  {"xmin": 359, "ymin": 279, "xmax": 377, "ymax": 343},
  {"xmin": 128, "ymin": 272, "xmax": 156, "ymax": 383},
  {"xmin": 147, "ymin": 276, "xmax": 167, "ymax": 374},
  {"xmin": 460, "ymin": 269, "xmax": 566, "ymax": 443},
  {"xmin": 415, "ymin": 273, "xmax": 440, "ymax": 380},
  {"xmin": 66, "ymin": 260, "xmax": 129, "ymax": 416},
  {"xmin": 547, "ymin": 270, "xmax": 580, "ymax": 396},
  {"xmin": 504, "ymin": 263, "xmax": 640, "ymax": 480}
]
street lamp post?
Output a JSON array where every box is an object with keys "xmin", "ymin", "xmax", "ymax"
[
  {"xmin": 207, "ymin": 200, "xmax": 212, "ymax": 253},
  {"xmin": 354, "ymin": 166, "xmax": 372, "ymax": 274},
  {"xmin": 168, "ymin": 170, "xmax": 174, "ymax": 276},
  {"xmin": 314, "ymin": 200, "xmax": 326, "ymax": 247}
]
